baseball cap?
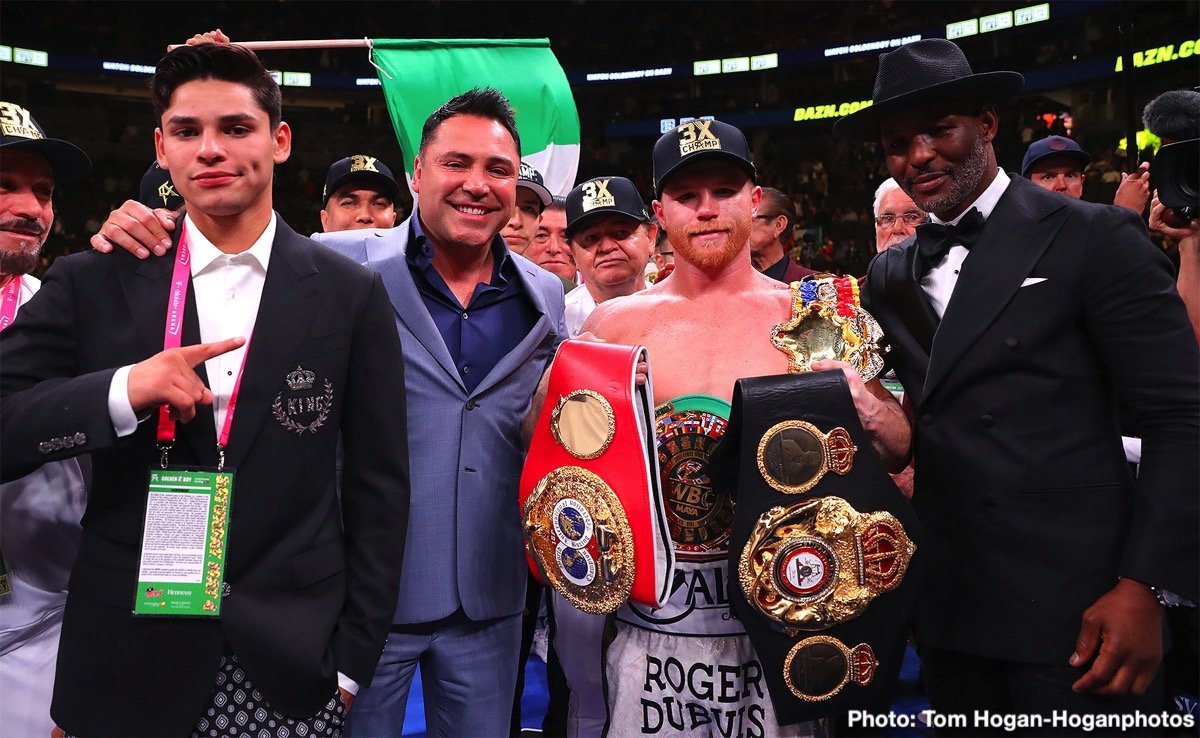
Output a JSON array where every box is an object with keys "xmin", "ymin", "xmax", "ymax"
[
  {"xmin": 518, "ymin": 161, "xmax": 553, "ymax": 208},
  {"xmin": 138, "ymin": 162, "xmax": 184, "ymax": 210},
  {"xmin": 322, "ymin": 155, "xmax": 399, "ymax": 205},
  {"xmin": 1020, "ymin": 135, "xmax": 1091, "ymax": 178},
  {"xmin": 565, "ymin": 176, "xmax": 650, "ymax": 240},
  {"xmin": 0, "ymin": 100, "xmax": 91, "ymax": 181},
  {"xmin": 652, "ymin": 118, "xmax": 756, "ymax": 197}
]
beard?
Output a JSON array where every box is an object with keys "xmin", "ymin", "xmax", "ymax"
[
  {"xmin": 902, "ymin": 135, "xmax": 989, "ymax": 217},
  {"xmin": 0, "ymin": 218, "xmax": 47, "ymax": 276},
  {"xmin": 670, "ymin": 214, "xmax": 753, "ymax": 271}
]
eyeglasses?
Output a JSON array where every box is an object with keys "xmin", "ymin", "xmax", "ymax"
[{"xmin": 874, "ymin": 211, "xmax": 926, "ymax": 227}]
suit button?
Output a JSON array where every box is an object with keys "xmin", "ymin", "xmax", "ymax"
[
  {"xmin": 980, "ymin": 414, "xmax": 995, "ymax": 427},
  {"xmin": 920, "ymin": 414, "xmax": 933, "ymax": 425},
  {"xmin": 1005, "ymin": 337, "xmax": 1019, "ymax": 350},
  {"xmin": 465, "ymin": 400, "xmax": 477, "ymax": 411},
  {"xmin": 221, "ymin": 582, "xmax": 231, "ymax": 597}
]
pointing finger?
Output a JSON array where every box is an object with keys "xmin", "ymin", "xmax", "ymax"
[{"xmin": 177, "ymin": 337, "xmax": 246, "ymax": 367}]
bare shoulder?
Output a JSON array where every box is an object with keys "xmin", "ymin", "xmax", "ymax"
[{"xmin": 583, "ymin": 289, "xmax": 675, "ymax": 343}]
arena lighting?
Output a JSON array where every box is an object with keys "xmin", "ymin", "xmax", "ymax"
[
  {"xmin": 1114, "ymin": 37, "xmax": 1198, "ymax": 71},
  {"xmin": 356, "ymin": 78, "xmax": 382, "ymax": 86},
  {"xmin": 947, "ymin": 3, "xmax": 1048, "ymax": 39},
  {"xmin": 659, "ymin": 115, "xmax": 715, "ymax": 133},
  {"xmin": 824, "ymin": 34, "xmax": 921, "ymax": 58},
  {"xmin": 693, "ymin": 59, "xmax": 721, "ymax": 76},
  {"xmin": 2, "ymin": 45, "xmax": 49, "ymax": 67},
  {"xmin": 585, "ymin": 67, "xmax": 673, "ymax": 82},
  {"xmin": 267, "ymin": 71, "xmax": 312, "ymax": 87}
]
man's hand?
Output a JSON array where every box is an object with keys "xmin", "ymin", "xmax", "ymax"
[
  {"xmin": 338, "ymin": 686, "xmax": 354, "ymax": 714},
  {"xmin": 1113, "ymin": 161, "xmax": 1150, "ymax": 214},
  {"xmin": 809, "ymin": 359, "xmax": 912, "ymax": 472},
  {"xmin": 1149, "ymin": 194, "xmax": 1200, "ymax": 240},
  {"xmin": 90, "ymin": 200, "xmax": 179, "ymax": 259},
  {"xmin": 1070, "ymin": 578, "xmax": 1163, "ymax": 696},
  {"xmin": 186, "ymin": 29, "xmax": 232, "ymax": 46},
  {"xmin": 127, "ymin": 338, "xmax": 245, "ymax": 422}
]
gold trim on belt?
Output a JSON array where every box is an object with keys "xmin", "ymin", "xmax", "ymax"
[
  {"xmin": 756, "ymin": 419, "xmax": 857, "ymax": 495},
  {"xmin": 523, "ymin": 466, "xmax": 635, "ymax": 614},
  {"xmin": 770, "ymin": 277, "xmax": 886, "ymax": 382},
  {"xmin": 738, "ymin": 497, "xmax": 915, "ymax": 630},
  {"xmin": 783, "ymin": 635, "xmax": 878, "ymax": 701}
]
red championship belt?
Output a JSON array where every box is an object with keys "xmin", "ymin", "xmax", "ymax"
[{"xmin": 520, "ymin": 339, "xmax": 674, "ymax": 613}]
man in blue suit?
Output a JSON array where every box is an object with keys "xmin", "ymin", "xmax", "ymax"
[{"xmin": 314, "ymin": 88, "xmax": 567, "ymax": 737}]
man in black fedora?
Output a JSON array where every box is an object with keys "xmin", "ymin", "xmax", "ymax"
[{"xmin": 837, "ymin": 38, "xmax": 1198, "ymax": 730}]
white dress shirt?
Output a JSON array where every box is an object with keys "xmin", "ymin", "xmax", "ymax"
[
  {"xmin": 920, "ymin": 168, "xmax": 1010, "ymax": 319},
  {"xmin": 108, "ymin": 214, "xmax": 275, "ymax": 436}
]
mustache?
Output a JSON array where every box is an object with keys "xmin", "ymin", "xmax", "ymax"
[
  {"xmin": 684, "ymin": 220, "xmax": 734, "ymax": 235},
  {"xmin": 903, "ymin": 167, "xmax": 954, "ymax": 188},
  {"xmin": 0, "ymin": 218, "xmax": 47, "ymax": 237}
]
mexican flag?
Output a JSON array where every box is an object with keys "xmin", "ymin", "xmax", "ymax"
[{"xmin": 371, "ymin": 38, "xmax": 580, "ymax": 196}]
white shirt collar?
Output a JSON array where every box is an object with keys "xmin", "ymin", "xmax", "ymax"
[
  {"xmin": 930, "ymin": 168, "xmax": 1011, "ymax": 226},
  {"xmin": 183, "ymin": 212, "xmax": 276, "ymax": 276}
]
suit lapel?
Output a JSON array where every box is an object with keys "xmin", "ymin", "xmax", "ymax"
[
  {"xmin": 222, "ymin": 221, "xmax": 319, "ymax": 468},
  {"xmin": 368, "ymin": 226, "xmax": 466, "ymax": 392},
  {"xmin": 471, "ymin": 258, "xmax": 551, "ymax": 397},
  {"xmin": 120, "ymin": 239, "xmax": 218, "ymax": 464},
  {"xmin": 924, "ymin": 177, "xmax": 1067, "ymax": 398}
]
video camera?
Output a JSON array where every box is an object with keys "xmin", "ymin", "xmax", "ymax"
[{"xmin": 1149, "ymin": 138, "xmax": 1199, "ymax": 222}]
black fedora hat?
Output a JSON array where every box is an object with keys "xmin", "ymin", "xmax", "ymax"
[{"xmin": 834, "ymin": 39, "xmax": 1023, "ymax": 141}]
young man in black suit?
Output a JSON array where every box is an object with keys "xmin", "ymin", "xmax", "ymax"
[
  {"xmin": 836, "ymin": 39, "xmax": 1198, "ymax": 732},
  {"xmin": 0, "ymin": 42, "xmax": 410, "ymax": 737}
]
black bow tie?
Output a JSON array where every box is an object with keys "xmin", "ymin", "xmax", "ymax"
[{"xmin": 916, "ymin": 208, "xmax": 985, "ymax": 270}]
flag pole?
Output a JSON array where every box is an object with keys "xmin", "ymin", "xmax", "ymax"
[{"xmin": 166, "ymin": 38, "xmax": 371, "ymax": 52}]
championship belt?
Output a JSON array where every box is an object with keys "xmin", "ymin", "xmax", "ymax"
[
  {"xmin": 771, "ymin": 274, "xmax": 886, "ymax": 382},
  {"xmin": 712, "ymin": 370, "xmax": 923, "ymax": 724},
  {"xmin": 520, "ymin": 340, "xmax": 674, "ymax": 614}
]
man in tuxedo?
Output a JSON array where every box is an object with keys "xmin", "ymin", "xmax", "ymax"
[
  {"xmin": 836, "ymin": 39, "xmax": 1199, "ymax": 730},
  {"xmin": 0, "ymin": 42, "xmax": 409, "ymax": 737}
]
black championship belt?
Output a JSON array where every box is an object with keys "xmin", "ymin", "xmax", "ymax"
[
  {"xmin": 520, "ymin": 339, "xmax": 675, "ymax": 614},
  {"xmin": 713, "ymin": 370, "xmax": 923, "ymax": 724}
]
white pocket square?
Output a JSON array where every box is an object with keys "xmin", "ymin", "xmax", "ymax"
[{"xmin": 1020, "ymin": 277, "xmax": 1048, "ymax": 287}]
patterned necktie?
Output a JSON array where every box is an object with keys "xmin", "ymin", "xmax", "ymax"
[{"xmin": 915, "ymin": 207, "xmax": 985, "ymax": 274}]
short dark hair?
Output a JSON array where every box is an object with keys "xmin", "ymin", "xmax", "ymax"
[
  {"xmin": 759, "ymin": 187, "xmax": 798, "ymax": 246},
  {"xmin": 418, "ymin": 87, "xmax": 521, "ymax": 156},
  {"xmin": 545, "ymin": 195, "xmax": 567, "ymax": 213},
  {"xmin": 152, "ymin": 43, "xmax": 282, "ymax": 128}
]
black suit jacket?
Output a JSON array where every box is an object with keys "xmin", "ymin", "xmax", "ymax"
[
  {"xmin": 0, "ymin": 219, "xmax": 410, "ymax": 736},
  {"xmin": 863, "ymin": 176, "xmax": 1199, "ymax": 664}
]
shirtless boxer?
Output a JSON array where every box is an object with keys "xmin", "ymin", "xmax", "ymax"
[{"xmin": 570, "ymin": 120, "xmax": 910, "ymax": 736}]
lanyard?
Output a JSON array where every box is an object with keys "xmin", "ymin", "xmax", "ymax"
[
  {"xmin": 0, "ymin": 276, "xmax": 21, "ymax": 332},
  {"xmin": 155, "ymin": 223, "xmax": 251, "ymax": 470}
]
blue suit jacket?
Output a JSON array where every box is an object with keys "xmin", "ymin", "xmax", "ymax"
[{"xmin": 315, "ymin": 215, "xmax": 567, "ymax": 624}]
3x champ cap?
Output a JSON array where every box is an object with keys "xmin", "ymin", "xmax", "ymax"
[
  {"xmin": 138, "ymin": 162, "xmax": 185, "ymax": 210},
  {"xmin": 652, "ymin": 118, "xmax": 756, "ymax": 196},
  {"xmin": 0, "ymin": 100, "xmax": 91, "ymax": 181},
  {"xmin": 322, "ymin": 154, "xmax": 399, "ymax": 205},
  {"xmin": 565, "ymin": 176, "xmax": 650, "ymax": 240},
  {"xmin": 519, "ymin": 161, "xmax": 553, "ymax": 208},
  {"xmin": 1020, "ymin": 135, "xmax": 1092, "ymax": 177}
]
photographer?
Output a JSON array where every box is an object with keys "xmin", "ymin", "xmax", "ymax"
[{"xmin": 1143, "ymin": 89, "xmax": 1200, "ymax": 342}]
